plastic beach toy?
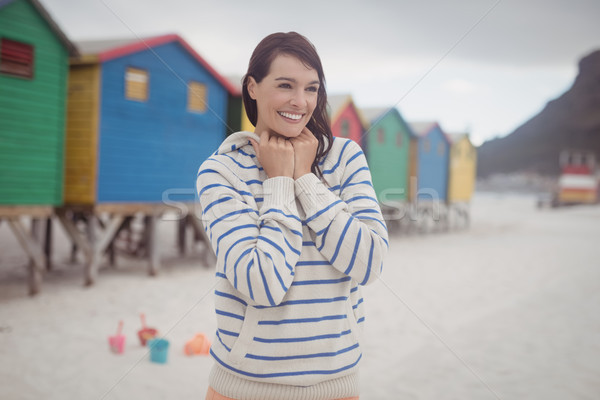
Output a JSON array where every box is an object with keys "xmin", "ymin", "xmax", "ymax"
[
  {"xmin": 108, "ymin": 320, "xmax": 126, "ymax": 354},
  {"xmin": 148, "ymin": 338, "xmax": 170, "ymax": 364},
  {"xmin": 184, "ymin": 333, "xmax": 211, "ymax": 356},
  {"xmin": 137, "ymin": 313, "xmax": 158, "ymax": 346}
]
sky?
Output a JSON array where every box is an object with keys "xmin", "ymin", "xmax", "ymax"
[{"xmin": 38, "ymin": 0, "xmax": 600, "ymax": 146}]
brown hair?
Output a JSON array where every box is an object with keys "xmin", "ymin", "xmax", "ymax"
[{"xmin": 242, "ymin": 32, "xmax": 333, "ymax": 177}]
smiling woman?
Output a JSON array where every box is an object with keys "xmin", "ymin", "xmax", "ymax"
[
  {"xmin": 247, "ymin": 55, "xmax": 320, "ymax": 138},
  {"xmin": 196, "ymin": 32, "xmax": 388, "ymax": 400},
  {"xmin": 242, "ymin": 32, "xmax": 333, "ymax": 177}
]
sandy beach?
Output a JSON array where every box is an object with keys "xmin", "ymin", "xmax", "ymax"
[{"xmin": 1, "ymin": 193, "xmax": 599, "ymax": 399}]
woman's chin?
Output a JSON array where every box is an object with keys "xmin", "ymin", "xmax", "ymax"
[{"xmin": 271, "ymin": 126, "xmax": 304, "ymax": 139}]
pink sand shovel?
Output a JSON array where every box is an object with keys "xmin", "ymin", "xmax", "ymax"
[
  {"xmin": 137, "ymin": 313, "xmax": 158, "ymax": 346},
  {"xmin": 108, "ymin": 320, "xmax": 126, "ymax": 354}
]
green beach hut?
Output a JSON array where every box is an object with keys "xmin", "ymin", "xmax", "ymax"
[
  {"xmin": 0, "ymin": 0, "xmax": 78, "ymax": 206},
  {"xmin": 0, "ymin": 0, "xmax": 77, "ymax": 295},
  {"xmin": 361, "ymin": 107, "xmax": 413, "ymax": 205}
]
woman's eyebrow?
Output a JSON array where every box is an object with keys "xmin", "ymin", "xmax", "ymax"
[{"xmin": 275, "ymin": 77, "xmax": 320, "ymax": 85}]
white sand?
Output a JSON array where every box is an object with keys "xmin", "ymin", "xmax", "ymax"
[{"xmin": 1, "ymin": 193, "xmax": 599, "ymax": 399}]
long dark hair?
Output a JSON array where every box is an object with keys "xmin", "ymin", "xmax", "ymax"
[{"xmin": 242, "ymin": 32, "xmax": 333, "ymax": 177}]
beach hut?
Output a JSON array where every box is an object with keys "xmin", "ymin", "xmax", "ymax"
[
  {"xmin": 409, "ymin": 122, "xmax": 451, "ymax": 204},
  {"xmin": 328, "ymin": 94, "xmax": 368, "ymax": 149},
  {"xmin": 64, "ymin": 34, "xmax": 238, "ymax": 205},
  {"xmin": 223, "ymin": 75, "xmax": 255, "ymax": 134},
  {"xmin": 446, "ymin": 133, "xmax": 477, "ymax": 229},
  {"xmin": 224, "ymin": 75, "xmax": 244, "ymax": 135},
  {"xmin": 406, "ymin": 122, "xmax": 452, "ymax": 233},
  {"xmin": 240, "ymin": 101, "xmax": 255, "ymax": 133},
  {"xmin": 0, "ymin": 0, "xmax": 77, "ymax": 206},
  {"xmin": 58, "ymin": 34, "xmax": 237, "ymax": 284},
  {"xmin": 0, "ymin": 0, "xmax": 78, "ymax": 294},
  {"xmin": 447, "ymin": 133, "xmax": 477, "ymax": 203},
  {"xmin": 361, "ymin": 107, "xmax": 413, "ymax": 204}
]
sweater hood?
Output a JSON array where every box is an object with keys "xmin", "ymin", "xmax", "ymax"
[{"xmin": 214, "ymin": 131, "xmax": 260, "ymax": 156}]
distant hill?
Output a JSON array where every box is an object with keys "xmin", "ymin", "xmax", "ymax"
[{"xmin": 477, "ymin": 49, "xmax": 600, "ymax": 178}]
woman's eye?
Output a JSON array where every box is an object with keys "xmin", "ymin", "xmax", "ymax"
[
  {"xmin": 278, "ymin": 83, "xmax": 292, "ymax": 89},
  {"xmin": 306, "ymin": 86, "xmax": 318, "ymax": 92}
]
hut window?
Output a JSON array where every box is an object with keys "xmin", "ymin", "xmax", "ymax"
[
  {"xmin": 377, "ymin": 128, "xmax": 385, "ymax": 144},
  {"xmin": 0, "ymin": 38, "xmax": 34, "ymax": 79},
  {"xmin": 396, "ymin": 132, "xmax": 403, "ymax": 147},
  {"xmin": 125, "ymin": 67, "xmax": 148, "ymax": 101},
  {"xmin": 423, "ymin": 138, "xmax": 430, "ymax": 153},
  {"xmin": 188, "ymin": 82, "xmax": 207, "ymax": 112},
  {"xmin": 453, "ymin": 146, "xmax": 461, "ymax": 158},
  {"xmin": 437, "ymin": 142, "xmax": 445, "ymax": 156},
  {"xmin": 341, "ymin": 119, "xmax": 350, "ymax": 137}
]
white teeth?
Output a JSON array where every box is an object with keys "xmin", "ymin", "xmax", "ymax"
[{"xmin": 278, "ymin": 111, "xmax": 302, "ymax": 120}]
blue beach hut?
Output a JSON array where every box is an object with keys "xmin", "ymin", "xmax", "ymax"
[
  {"xmin": 65, "ymin": 34, "xmax": 239, "ymax": 205},
  {"xmin": 409, "ymin": 122, "xmax": 451, "ymax": 203},
  {"xmin": 59, "ymin": 34, "xmax": 237, "ymax": 284}
]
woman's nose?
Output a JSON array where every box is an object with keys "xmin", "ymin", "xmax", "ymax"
[{"xmin": 290, "ymin": 89, "xmax": 307, "ymax": 107}]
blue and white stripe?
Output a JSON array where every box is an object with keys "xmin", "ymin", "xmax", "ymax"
[{"xmin": 196, "ymin": 131, "xmax": 387, "ymax": 387}]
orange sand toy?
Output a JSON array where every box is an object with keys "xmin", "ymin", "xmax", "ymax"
[
  {"xmin": 184, "ymin": 333, "xmax": 211, "ymax": 355},
  {"xmin": 137, "ymin": 313, "xmax": 158, "ymax": 346}
]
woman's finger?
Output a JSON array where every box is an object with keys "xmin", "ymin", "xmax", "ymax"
[
  {"xmin": 301, "ymin": 126, "xmax": 315, "ymax": 137},
  {"xmin": 260, "ymin": 130, "xmax": 270, "ymax": 146},
  {"xmin": 249, "ymin": 138, "xmax": 259, "ymax": 158}
]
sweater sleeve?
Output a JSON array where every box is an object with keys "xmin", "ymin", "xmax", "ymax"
[
  {"xmin": 294, "ymin": 140, "xmax": 388, "ymax": 285},
  {"xmin": 197, "ymin": 161, "xmax": 303, "ymax": 306}
]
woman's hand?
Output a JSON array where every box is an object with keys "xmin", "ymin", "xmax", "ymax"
[
  {"xmin": 249, "ymin": 131, "xmax": 295, "ymax": 178},
  {"xmin": 289, "ymin": 127, "xmax": 319, "ymax": 180}
]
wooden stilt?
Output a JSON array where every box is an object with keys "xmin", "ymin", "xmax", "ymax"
[
  {"xmin": 56, "ymin": 209, "xmax": 125, "ymax": 286},
  {"xmin": 57, "ymin": 211, "xmax": 92, "ymax": 260},
  {"xmin": 85, "ymin": 215, "xmax": 100, "ymax": 286},
  {"xmin": 31, "ymin": 218, "xmax": 45, "ymax": 295},
  {"xmin": 44, "ymin": 217, "xmax": 52, "ymax": 271},
  {"xmin": 96, "ymin": 215, "xmax": 125, "ymax": 255},
  {"xmin": 146, "ymin": 215, "xmax": 160, "ymax": 276},
  {"xmin": 107, "ymin": 240, "xmax": 116, "ymax": 267},
  {"xmin": 51, "ymin": 202, "xmax": 205, "ymax": 285},
  {"xmin": 188, "ymin": 214, "xmax": 215, "ymax": 267},
  {"xmin": 178, "ymin": 216, "xmax": 187, "ymax": 256},
  {"xmin": 7, "ymin": 217, "xmax": 45, "ymax": 296}
]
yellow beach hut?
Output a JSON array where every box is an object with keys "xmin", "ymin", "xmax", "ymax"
[
  {"xmin": 446, "ymin": 133, "xmax": 477, "ymax": 229},
  {"xmin": 225, "ymin": 75, "xmax": 254, "ymax": 133},
  {"xmin": 447, "ymin": 133, "xmax": 477, "ymax": 203}
]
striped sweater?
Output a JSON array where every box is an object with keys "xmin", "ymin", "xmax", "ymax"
[{"xmin": 196, "ymin": 131, "xmax": 388, "ymax": 397}]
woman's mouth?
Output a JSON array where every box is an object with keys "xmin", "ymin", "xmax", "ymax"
[{"xmin": 278, "ymin": 111, "xmax": 304, "ymax": 121}]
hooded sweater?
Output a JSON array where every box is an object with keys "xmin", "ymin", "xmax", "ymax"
[{"xmin": 196, "ymin": 131, "xmax": 388, "ymax": 399}]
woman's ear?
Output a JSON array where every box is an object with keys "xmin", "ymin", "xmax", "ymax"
[{"xmin": 247, "ymin": 76, "xmax": 258, "ymax": 100}]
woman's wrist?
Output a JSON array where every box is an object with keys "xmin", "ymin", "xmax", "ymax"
[
  {"xmin": 294, "ymin": 171, "xmax": 313, "ymax": 180},
  {"xmin": 262, "ymin": 176, "xmax": 297, "ymax": 211}
]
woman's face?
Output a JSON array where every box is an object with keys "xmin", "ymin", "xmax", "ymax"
[{"xmin": 248, "ymin": 54, "xmax": 320, "ymax": 139}]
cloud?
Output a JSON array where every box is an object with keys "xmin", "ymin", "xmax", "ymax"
[
  {"xmin": 36, "ymin": 0, "xmax": 600, "ymax": 144},
  {"xmin": 442, "ymin": 79, "xmax": 478, "ymax": 95},
  {"xmin": 448, "ymin": 0, "xmax": 600, "ymax": 67},
  {"xmin": 40, "ymin": 0, "xmax": 600, "ymax": 69}
]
